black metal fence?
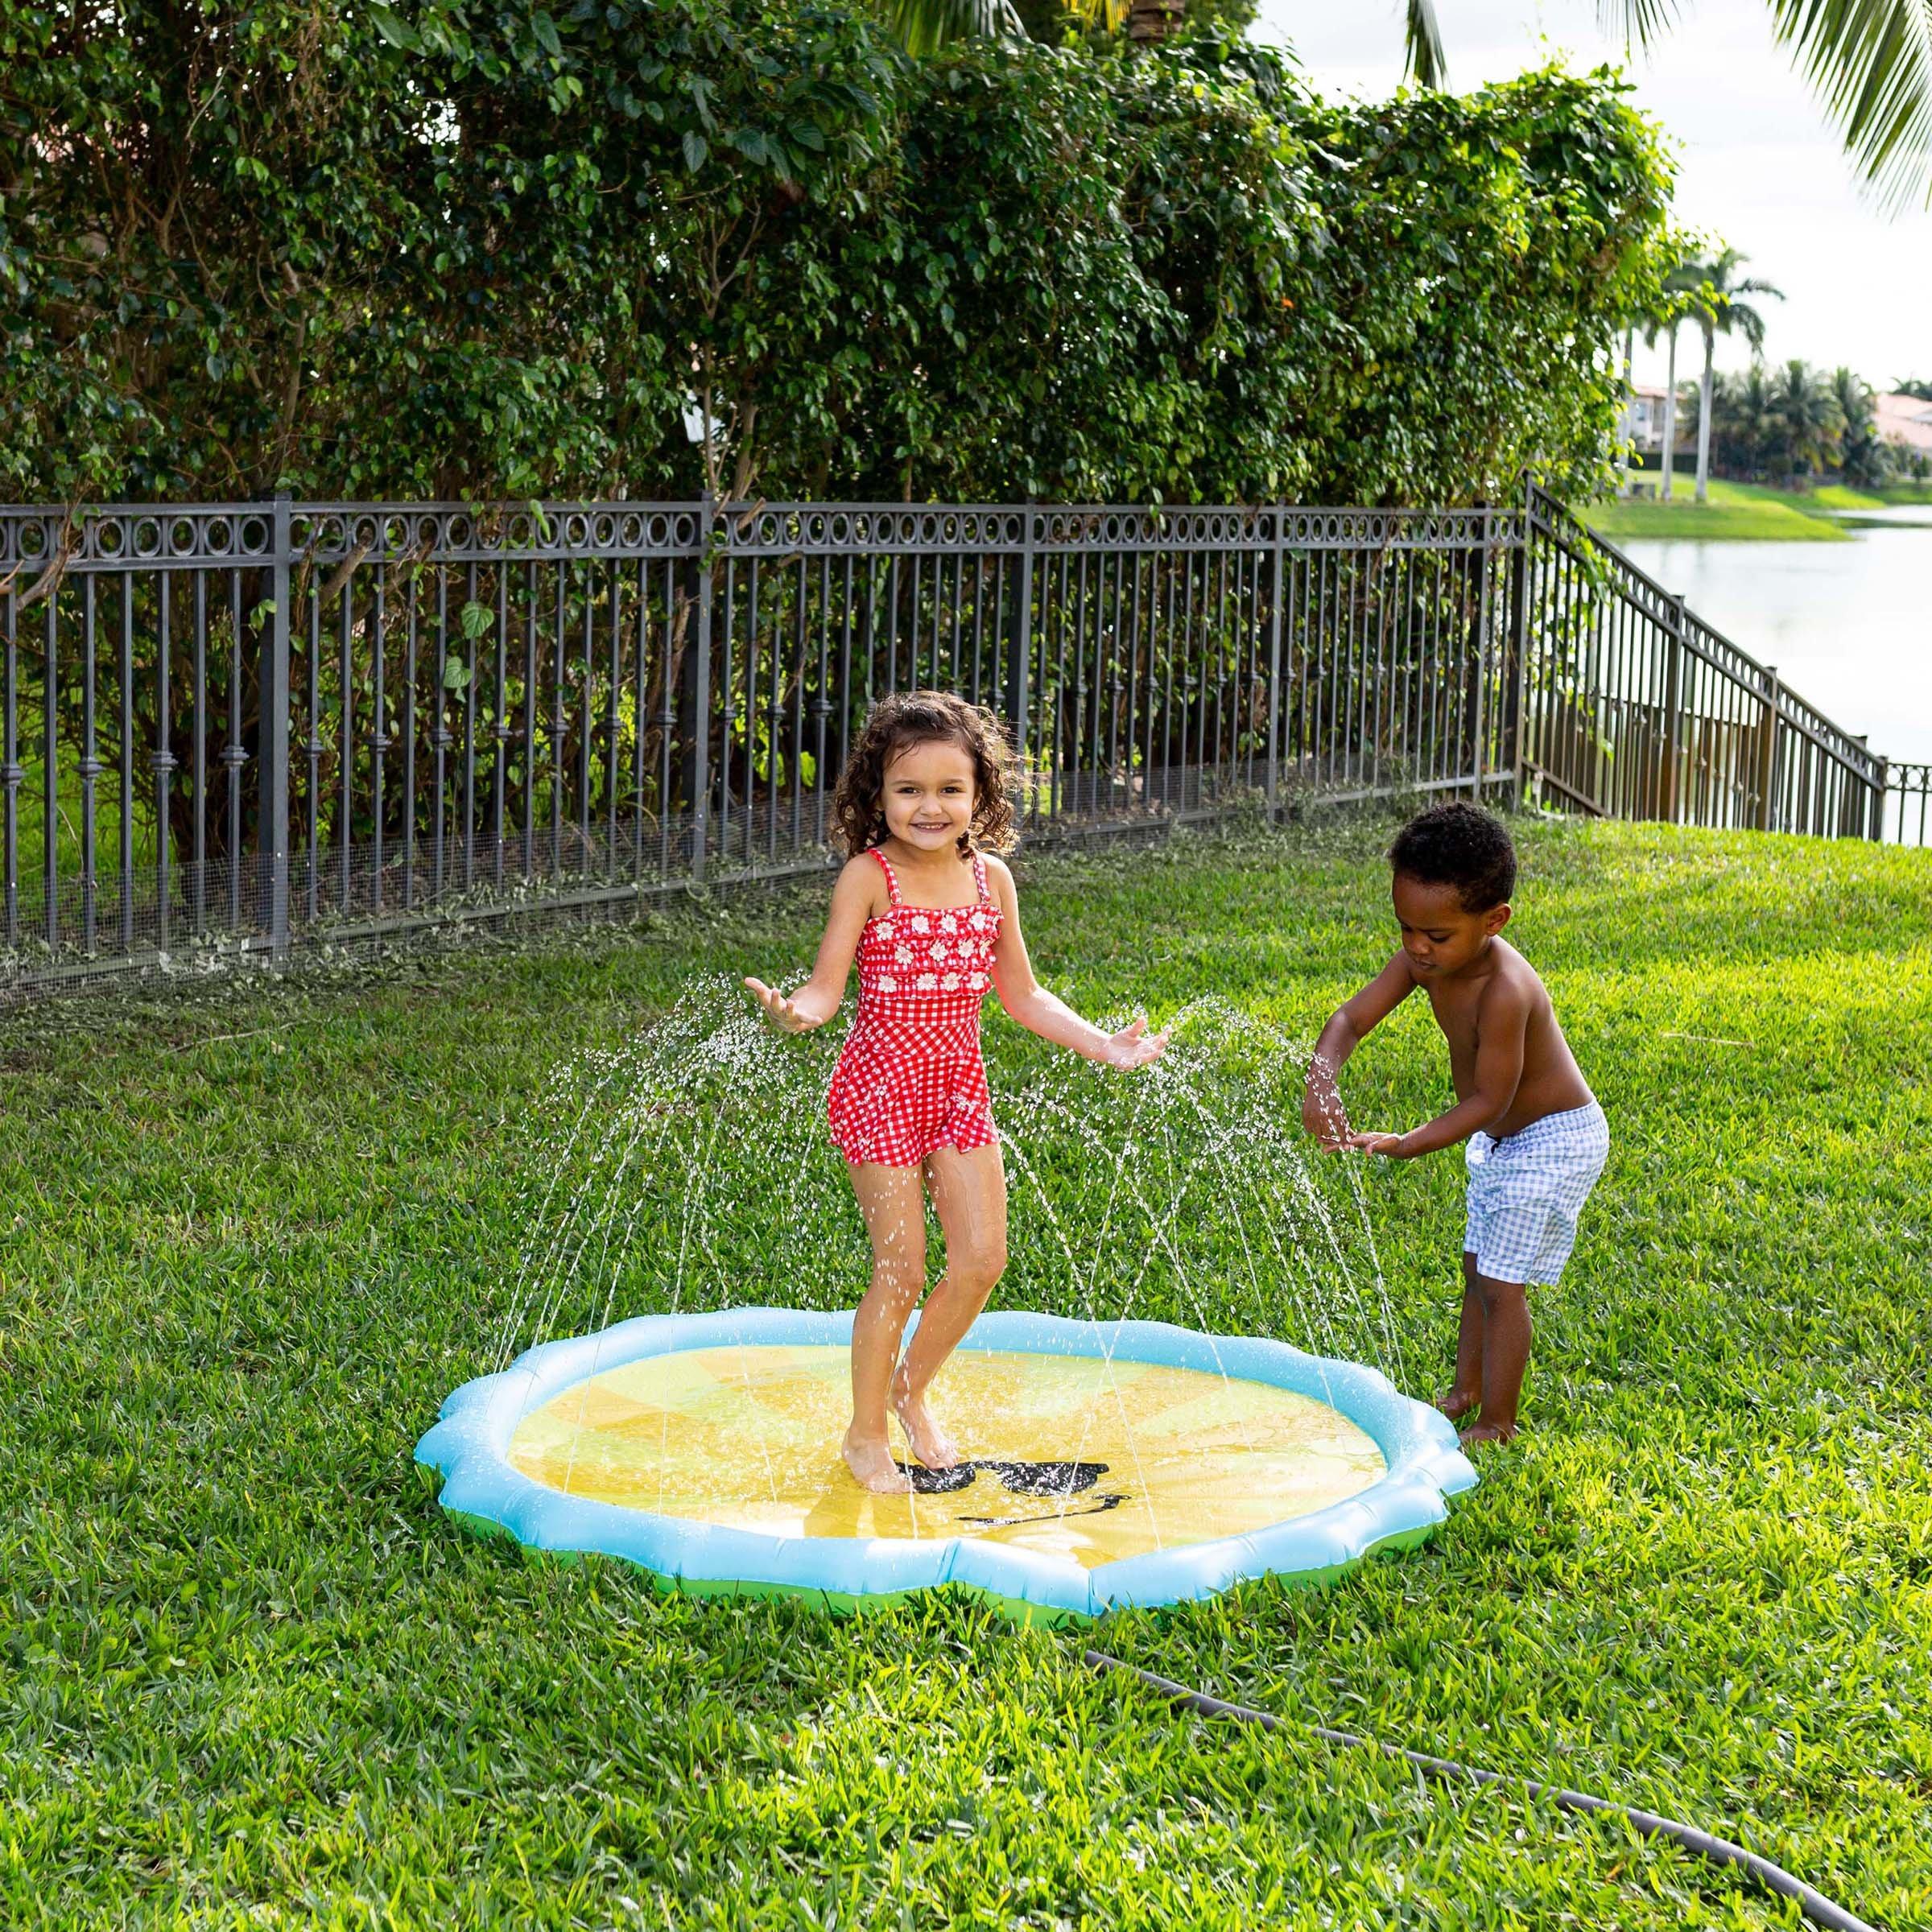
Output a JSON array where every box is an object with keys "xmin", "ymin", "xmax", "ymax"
[{"xmin": 0, "ymin": 485, "xmax": 1912, "ymax": 993}]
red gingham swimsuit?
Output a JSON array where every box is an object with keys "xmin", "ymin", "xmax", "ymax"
[{"xmin": 827, "ymin": 848, "xmax": 1005, "ymax": 1168}]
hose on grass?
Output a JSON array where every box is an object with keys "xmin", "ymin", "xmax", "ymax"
[{"xmin": 1084, "ymin": 1649, "xmax": 1879, "ymax": 1932}]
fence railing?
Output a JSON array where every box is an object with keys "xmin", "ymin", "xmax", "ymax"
[
  {"xmin": 1520, "ymin": 486, "xmax": 1890, "ymax": 840},
  {"xmin": 0, "ymin": 485, "xmax": 1913, "ymax": 992}
]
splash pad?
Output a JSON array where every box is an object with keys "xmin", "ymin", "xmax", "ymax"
[{"xmin": 416, "ymin": 1307, "xmax": 1475, "ymax": 1620}]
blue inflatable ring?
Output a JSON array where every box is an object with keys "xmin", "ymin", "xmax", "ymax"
[{"xmin": 416, "ymin": 1307, "xmax": 1477, "ymax": 1622}]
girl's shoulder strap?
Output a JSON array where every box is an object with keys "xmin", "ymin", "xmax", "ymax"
[
  {"xmin": 972, "ymin": 849, "xmax": 992, "ymax": 904},
  {"xmin": 869, "ymin": 846, "xmax": 902, "ymax": 905}
]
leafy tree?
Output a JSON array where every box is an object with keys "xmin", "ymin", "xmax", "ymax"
[
  {"xmin": 0, "ymin": 10, "xmax": 1674, "ymax": 507},
  {"xmin": 894, "ymin": 0, "xmax": 1932, "ymax": 209},
  {"xmin": 0, "ymin": 0, "xmax": 899, "ymax": 502}
]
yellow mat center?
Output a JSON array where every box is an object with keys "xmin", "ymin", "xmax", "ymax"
[{"xmin": 508, "ymin": 1344, "xmax": 1386, "ymax": 1568}]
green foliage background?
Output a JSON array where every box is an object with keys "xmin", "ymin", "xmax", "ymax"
[
  {"xmin": 1696, "ymin": 360, "xmax": 1930, "ymax": 487},
  {"xmin": 2, "ymin": 1, "xmax": 1674, "ymax": 507}
]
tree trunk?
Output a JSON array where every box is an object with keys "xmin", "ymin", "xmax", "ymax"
[
  {"xmin": 1620, "ymin": 326, "xmax": 1636, "ymax": 496},
  {"xmin": 1695, "ymin": 321, "xmax": 1715, "ymax": 504},
  {"xmin": 1127, "ymin": 0, "xmax": 1185, "ymax": 41},
  {"xmin": 1661, "ymin": 324, "xmax": 1678, "ymax": 502}
]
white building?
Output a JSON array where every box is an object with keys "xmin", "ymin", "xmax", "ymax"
[{"xmin": 1624, "ymin": 383, "xmax": 1674, "ymax": 456}]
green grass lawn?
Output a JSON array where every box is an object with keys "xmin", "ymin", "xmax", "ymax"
[
  {"xmin": 1583, "ymin": 479, "xmax": 1854, "ymax": 543},
  {"xmin": 4, "ymin": 816, "xmax": 1930, "ymax": 1928}
]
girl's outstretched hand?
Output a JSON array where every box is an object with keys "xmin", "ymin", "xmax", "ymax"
[
  {"xmin": 743, "ymin": 976, "xmax": 824, "ymax": 1035},
  {"xmin": 1101, "ymin": 1017, "xmax": 1168, "ymax": 1070}
]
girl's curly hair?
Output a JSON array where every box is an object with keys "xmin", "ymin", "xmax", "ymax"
[{"xmin": 830, "ymin": 691, "xmax": 1020, "ymax": 858}]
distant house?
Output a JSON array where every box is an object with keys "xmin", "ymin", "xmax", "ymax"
[
  {"xmin": 1624, "ymin": 383, "xmax": 1675, "ymax": 456},
  {"xmin": 1874, "ymin": 391, "xmax": 1932, "ymax": 455}
]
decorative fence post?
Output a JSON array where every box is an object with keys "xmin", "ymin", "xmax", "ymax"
[
  {"xmin": 1755, "ymin": 665, "xmax": 1781, "ymax": 832},
  {"xmin": 1466, "ymin": 506, "xmax": 1491, "ymax": 795},
  {"xmin": 1264, "ymin": 512, "xmax": 1286, "ymax": 821},
  {"xmin": 1011, "ymin": 506, "xmax": 1036, "ymax": 809},
  {"xmin": 688, "ymin": 493, "xmax": 716, "ymax": 885},
  {"xmin": 1871, "ymin": 755, "xmax": 1889, "ymax": 842},
  {"xmin": 1503, "ymin": 486, "xmax": 1532, "ymax": 806},
  {"xmin": 261, "ymin": 494, "xmax": 292, "ymax": 957},
  {"xmin": 1660, "ymin": 592, "xmax": 1685, "ymax": 825}
]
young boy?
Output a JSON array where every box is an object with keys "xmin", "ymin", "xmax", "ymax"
[{"xmin": 1301, "ymin": 803, "xmax": 1608, "ymax": 1446}]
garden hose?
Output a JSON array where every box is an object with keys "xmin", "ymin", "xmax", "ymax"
[{"xmin": 1084, "ymin": 1649, "xmax": 1879, "ymax": 1932}]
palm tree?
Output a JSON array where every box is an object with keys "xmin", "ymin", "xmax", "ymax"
[
  {"xmin": 1711, "ymin": 363, "xmax": 1780, "ymax": 477},
  {"xmin": 1772, "ymin": 359, "xmax": 1846, "ymax": 478},
  {"xmin": 1640, "ymin": 262, "xmax": 1703, "ymax": 501},
  {"xmin": 1402, "ymin": 0, "xmax": 1447, "ymax": 85},
  {"xmin": 1831, "ymin": 365, "xmax": 1893, "ymax": 485},
  {"xmin": 1617, "ymin": 317, "xmax": 1638, "ymax": 491},
  {"xmin": 880, "ymin": 0, "xmax": 1031, "ymax": 53},
  {"xmin": 1679, "ymin": 250, "xmax": 1781, "ymax": 502},
  {"xmin": 1403, "ymin": 5, "xmax": 1932, "ymax": 210},
  {"xmin": 1644, "ymin": 308, "xmax": 1682, "ymax": 501}
]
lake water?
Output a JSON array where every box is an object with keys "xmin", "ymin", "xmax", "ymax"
[{"xmin": 1616, "ymin": 517, "xmax": 1932, "ymax": 768}]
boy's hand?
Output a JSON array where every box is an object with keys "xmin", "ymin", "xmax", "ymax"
[
  {"xmin": 743, "ymin": 976, "xmax": 823, "ymax": 1034},
  {"xmin": 1302, "ymin": 1091, "xmax": 1350, "ymax": 1150},
  {"xmin": 1102, "ymin": 1018, "xmax": 1167, "ymax": 1069},
  {"xmin": 1347, "ymin": 1129, "xmax": 1411, "ymax": 1158}
]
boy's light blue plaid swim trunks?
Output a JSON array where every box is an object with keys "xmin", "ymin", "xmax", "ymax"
[{"xmin": 1463, "ymin": 1100, "xmax": 1609, "ymax": 1286}]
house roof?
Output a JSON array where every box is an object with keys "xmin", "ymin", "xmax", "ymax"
[{"xmin": 1875, "ymin": 392, "xmax": 1932, "ymax": 452}]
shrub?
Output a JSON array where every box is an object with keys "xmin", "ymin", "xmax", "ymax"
[{"xmin": 0, "ymin": 2, "xmax": 1674, "ymax": 506}]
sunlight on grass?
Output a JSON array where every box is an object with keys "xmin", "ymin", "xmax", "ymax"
[{"xmin": 2, "ymin": 815, "xmax": 1926, "ymax": 1926}]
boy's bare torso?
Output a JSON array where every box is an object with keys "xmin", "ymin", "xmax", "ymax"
[{"xmin": 1413, "ymin": 937, "xmax": 1594, "ymax": 1138}]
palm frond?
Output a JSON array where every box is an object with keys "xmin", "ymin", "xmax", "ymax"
[
  {"xmin": 1769, "ymin": 0, "xmax": 1932, "ymax": 209},
  {"xmin": 1403, "ymin": 0, "xmax": 1448, "ymax": 89},
  {"xmin": 1728, "ymin": 300, "xmax": 1772, "ymax": 353},
  {"xmin": 1595, "ymin": 1, "xmax": 1682, "ymax": 45},
  {"xmin": 882, "ymin": 0, "xmax": 1026, "ymax": 56}
]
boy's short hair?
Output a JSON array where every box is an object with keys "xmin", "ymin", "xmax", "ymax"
[{"xmin": 1389, "ymin": 802, "xmax": 1517, "ymax": 910}]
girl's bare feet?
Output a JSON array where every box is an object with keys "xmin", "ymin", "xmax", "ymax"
[
  {"xmin": 891, "ymin": 1381, "xmax": 961, "ymax": 1469},
  {"xmin": 842, "ymin": 1428, "xmax": 914, "ymax": 1493},
  {"xmin": 1459, "ymin": 1419, "xmax": 1518, "ymax": 1447},
  {"xmin": 1436, "ymin": 1388, "xmax": 1480, "ymax": 1424}
]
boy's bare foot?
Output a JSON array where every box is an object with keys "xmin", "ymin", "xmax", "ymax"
[
  {"xmin": 1436, "ymin": 1389, "xmax": 1480, "ymax": 1424},
  {"xmin": 890, "ymin": 1383, "xmax": 961, "ymax": 1469},
  {"xmin": 1459, "ymin": 1419, "xmax": 1519, "ymax": 1447},
  {"xmin": 842, "ymin": 1429, "xmax": 914, "ymax": 1493}
]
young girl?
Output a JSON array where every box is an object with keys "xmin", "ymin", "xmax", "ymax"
[{"xmin": 745, "ymin": 691, "xmax": 1167, "ymax": 1494}]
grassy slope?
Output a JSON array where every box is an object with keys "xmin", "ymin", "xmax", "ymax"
[
  {"xmin": 3, "ymin": 819, "xmax": 1930, "ymax": 1930},
  {"xmin": 1583, "ymin": 479, "xmax": 1852, "ymax": 543},
  {"xmin": 1803, "ymin": 485, "xmax": 1932, "ymax": 511}
]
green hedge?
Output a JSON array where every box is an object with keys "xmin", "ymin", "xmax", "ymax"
[{"xmin": 0, "ymin": 1, "xmax": 1674, "ymax": 506}]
